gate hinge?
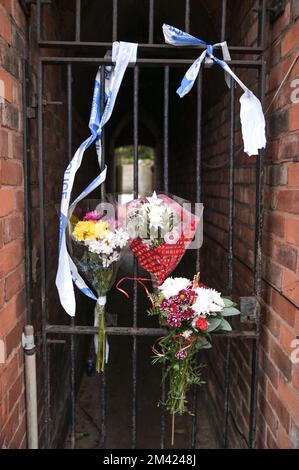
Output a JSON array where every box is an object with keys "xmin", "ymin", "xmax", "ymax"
[
  {"xmin": 239, "ymin": 296, "xmax": 260, "ymax": 323},
  {"xmin": 26, "ymin": 106, "xmax": 36, "ymax": 119},
  {"xmin": 26, "ymin": 96, "xmax": 37, "ymax": 119}
]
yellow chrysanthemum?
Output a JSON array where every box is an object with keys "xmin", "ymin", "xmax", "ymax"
[
  {"xmin": 94, "ymin": 221, "xmax": 109, "ymax": 239},
  {"xmin": 73, "ymin": 221, "xmax": 96, "ymax": 241},
  {"xmin": 72, "ymin": 220, "xmax": 109, "ymax": 241}
]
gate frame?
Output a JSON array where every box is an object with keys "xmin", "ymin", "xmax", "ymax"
[{"xmin": 23, "ymin": 0, "xmax": 268, "ymax": 450}]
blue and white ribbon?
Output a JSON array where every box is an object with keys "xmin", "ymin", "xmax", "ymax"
[
  {"xmin": 163, "ymin": 24, "xmax": 266, "ymax": 156},
  {"xmin": 56, "ymin": 41, "xmax": 138, "ymax": 317}
]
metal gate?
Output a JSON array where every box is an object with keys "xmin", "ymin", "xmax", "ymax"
[{"xmin": 25, "ymin": 0, "xmax": 267, "ymax": 449}]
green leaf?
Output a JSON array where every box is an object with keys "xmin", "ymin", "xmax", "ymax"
[
  {"xmin": 222, "ymin": 306, "xmax": 240, "ymax": 317},
  {"xmin": 219, "ymin": 318, "xmax": 232, "ymax": 331},
  {"xmin": 206, "ymin": 317, "xmax": 222, "ymax": 332},
  {"xmin": 197, "ymin": 337, "xmax": 212, "ymax": 349},
  {"xmin": 223, "ymin": 298, "xmax": 237, "ymax": 308}
]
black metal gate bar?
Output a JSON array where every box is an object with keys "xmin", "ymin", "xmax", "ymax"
[
  {"xmin": 221, "ymin": 0, "xmax": 227, "ymax": 41},
  {"xmin": 23, "ymin": 59, "xmax": 33, "ymax": 325},
  {"xmin": 100, "ymin": 66, "xmax": 106, "ymax": 199},
  {"xmin": 67, "ymin": 62, "xmax": 76, "ymax": 450},
  {"xmin": 99, "ymin": 63, "xmax": 107, "ymax": 450},
  {"xmin": 249, "ymin": 0, "xmax": 267, "ymax": 448},
  {"xmin": 195, "ymin": 71, "xmax": 203, "ymax": 276},
  {"xmin": 191, "ymin": 69, "xmax": 203, "ymax": 449},
  {"xmin": 161, "ymin": 64, "xmax": 170, "ymax": 449},
  {"xmin": 40, "ymin": 57, "xmax": 263, "ymax": 67},
  {"xmin": 223, "ymin": 76, "xmax": 235, "ymax": 448},
  {"xmin": 148, "ymin": 0, "xmax": 154, "ymax": 44},
  {"xmin": 75, "ymin": 0, "xmax": 81, "ymax": 42},
  {"xmin": 132, "ymin": 65, "xmax": 139, "ymax": 449},
  {"xmin": 249, "ymin": 57, "xmax": 266, "ymax": 449},
  {"xmin": 37, "ymin": 58, "xmax": 51, "ymax": 449},
  {"xmin": 38, "ymin": 41, "xmax": 264, "ymax": 54},
  {"xmin": 185, "ymin": 0, "xmax": 190, "ymax": 33},
  {"xmin": 45, "ymin": 325, "xmax": 258, "ymax": 338},
  {"xmin": 112, "ymin": 0, "xmax": 118, "ymax": 42},
  {"xmin": 163, "ymin": 66, "xmax": 169, "ymax": 193}
]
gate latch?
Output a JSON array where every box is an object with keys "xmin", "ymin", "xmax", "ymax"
[{"xmin": 239, "ymin": 296, "xmax": 260, "ymax": 323}]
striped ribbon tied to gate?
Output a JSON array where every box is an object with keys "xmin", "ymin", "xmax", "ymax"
[
  {"xmin": 55, "ymin": 41, "xmax": 138, "ymax": 317},
  {"xmin": 163, "ymin": 24, "xmax": 266, "ymax": 157}
]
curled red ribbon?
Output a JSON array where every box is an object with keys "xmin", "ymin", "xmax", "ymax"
[
  {"xmin": 152, "ymin": 333, "xmax": 197, "ymax": 358},
  {"xmin": 173, "ymin": 333, "xmax": 197, "ymax": 355},
  {"xmin": 116, "ymin": 276, "xmax": 155, "ymax": 310},
  {"xmin": 152, "ymin": 336, "xmax": 167, "ymax": 357}
]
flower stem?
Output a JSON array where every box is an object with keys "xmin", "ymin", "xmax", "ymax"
[{"xmin": 96, "ymin": 304, "xmax": 106, "ymax": 373}]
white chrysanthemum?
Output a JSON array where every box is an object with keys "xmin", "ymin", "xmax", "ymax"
[
  {"xmin": 108, "ymin": 251, "xmax": 120, "ymax": 265},
  {"xmin": 99, "ymin": 238, "xmax": 114, "ymax": 255},
  {"xmin": 114, "ymin": 229, "xmax": 129, "ymax": 248},
  {"xmin": 159, "ymin": 277, "xmax": 191, "ymax": 299},
  {"xmin": 102, "ymin": 251, "xmax": 120, "ymax": 268},
  {"xmin": 193, "ymin": 287, "xmax": 224, "ymax": 315},
  {"xmin": 209, "ymin": 288, "xmax": 225, "ymax": 308},
  {"xmin": 192, "ymin": 287, "xmax": 213, "ymax": 315},
  {"xmin": 85, "ymin": 239, "xmax": 102, "ymax": 254}
]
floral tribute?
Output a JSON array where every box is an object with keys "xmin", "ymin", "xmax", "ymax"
[
  {"xmin": 125, "ymin": 192, "xmax": 200, "ymax": 285},
  {"xmin": 149, "ymin": 273, "xmax": 240, "ymax": 420},
  {"xmin": 70, "ymin": 206, "xmax": 129, "ymax": 372}
]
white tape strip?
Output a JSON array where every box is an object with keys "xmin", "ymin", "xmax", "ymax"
[
  {"xmin": 56, "ymin": 41, "xmax": 138, "ymax": 316},
  {"xmin": 162, "ymin": 23, "xmax": 266, "ymax": 156}
]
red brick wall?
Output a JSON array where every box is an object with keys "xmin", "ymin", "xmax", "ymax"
[
  {"xmin": 0, "ymin": 0, "xmax": 86, "ymax": 449},
  {"xmin": 200, "ymin": 0, "xmax": 299, "ymax": 449},
  {"xmin": 0, "ymin": 0, "xmax": 27, "ymax": 449}
]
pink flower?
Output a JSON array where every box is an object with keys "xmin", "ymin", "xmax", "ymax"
[
  {"xmin": 178, "ymin": 289, "xmax": 197, "ymax": 305},
  {"xmin": 176, "ymin": 350, "xmax": 187, "ymax": 360},
  {"xmin": 167, "ymin": 313, "xmax": 182, "ymax": 328},
  {"xmin": 168, "ymin": 303, "xmax": 180, "ymax": 315},
  {"xmin": 83, "ymin": 210, "xmax": 102, "ymax": 221},
  {"xmin": 160, "ymin": 299, "xmax": 170, "ymax": 311},
  {"xmin": 181, "ymin": 307, "xmax": 196, "ymax": 320}
]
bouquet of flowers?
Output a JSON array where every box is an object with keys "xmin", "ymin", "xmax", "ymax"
[
  {"xmin": 125, "ymin": 192, "xmax": 201, "ymax": 285},
  {"xmin": 149, "ymin": 273, "xmax": 240, "ymax": 418},
  {"xmin": 69, "ymin": 203, "xmax": 129, "ymax": 372}
]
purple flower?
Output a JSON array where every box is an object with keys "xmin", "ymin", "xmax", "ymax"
[
  {"xmin": 83, "ymin": 210, "xmax": 102, "ymax": 221},
  {"xmin": 175, "ymin": 350, "xmax": 187, "ymax": 360},
  {"xmin": 160, "ymin": 299, "xmax": 170, "ymax": 311},
  {"xmin": 168, "ymin": 303, "xmax": 180, "ymax": 315},
  {"xmin": 181, "ymin": 307, "xmax": 196, "ymax": 320},
  {"xmin": 178, "ymin": 289, "xmax": 197, "ymax": 305},
  {"xmin": 167, "ymin": 312, "xmax": 182, "ymax": 328}
]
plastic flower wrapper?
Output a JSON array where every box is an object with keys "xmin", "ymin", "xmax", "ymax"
[
  {"xmin": 123, "ymin": 192, "xmax": 203, "ymax": 286},
  {"xmin": 68, "ymin": 198, "xmax": 129, "ymax": 372},
  {"xmin": 149, "ymin": 273, "xmax": 240, "ymax": 444}
]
